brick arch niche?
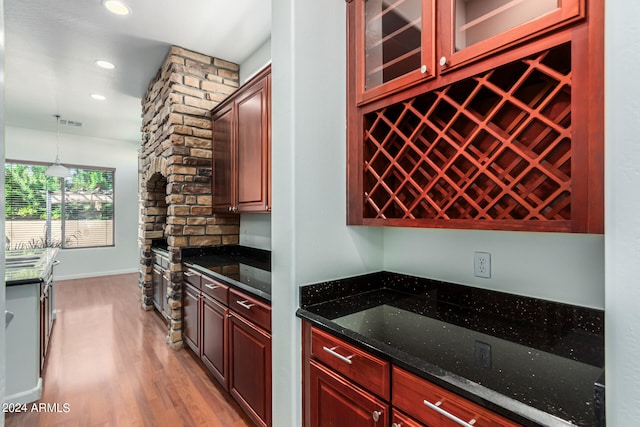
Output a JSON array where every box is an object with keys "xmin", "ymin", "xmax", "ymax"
[{"xmin": 138, "ymin": 46, "xmax": 241, "ymax": 349}]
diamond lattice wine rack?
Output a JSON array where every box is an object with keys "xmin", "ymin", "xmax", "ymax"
[{"xmin": 350, "ymin": 39, "xmax": 603, "ymax": 233}]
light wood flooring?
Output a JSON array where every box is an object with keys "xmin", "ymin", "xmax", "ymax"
[{"xmin": 5, "ymin": 273, "xmax": 254, "ymax": 427}]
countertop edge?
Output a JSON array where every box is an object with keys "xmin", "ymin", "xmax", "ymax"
[
  {"xmin": 296, "ymin": 308, "xmax": 577, "ymax": 427},
  {"xmin": 183, "ymin": 261, "xmax": 271, "ymax": 303}
]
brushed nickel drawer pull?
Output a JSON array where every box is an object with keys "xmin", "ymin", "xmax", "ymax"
[
  {"xmin": 423, "ymin": 399, "xmax": 476, "ymax": 427},
  {"xmin": 184, "ymin": 271, "xmax": 197, "ymax": 277},
  {"xmin": 236, "ymin": 300, "xmax": 255, "ymax": 310},
  {"xmin": 322, "ymin": 346, "xmax": 354, "ymax": 364},
  {"xmin": 204, "ymin": 283, "xmax": 218, "ymax": 290}
]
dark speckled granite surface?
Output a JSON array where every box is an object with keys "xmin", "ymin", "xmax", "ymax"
[
  {"xmin": 296, "ymin": 272, "xmax": 604, "ymax": 427},
  {"xmin": 182, "ymin": 245, "xmax": 271, "ymax": 302}
]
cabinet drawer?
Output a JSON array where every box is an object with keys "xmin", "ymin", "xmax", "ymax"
[
  {"xmin": 311, "ymin": 327, "xmax": 390, "ymax": 401},
  {"xmin": 392, "ymin": 367, "xmax": 521, "ymax": 427},
  {"xmin": 229, "ymin": 288, "xmax": 271, "ymax": 332},
  {"xmin": 183, "ymin": 268, "xmax": 201, "ymax": 289},
  {"xmin": 201, "ymin": 275, "xmax": 229, "ymax": 305}
]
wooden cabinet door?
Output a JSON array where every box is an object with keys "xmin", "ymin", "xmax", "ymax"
[
  {"xmin": 212, "ymin": 101, "xmax": 235, "ymax": 213},
  {"xmin": 236, "ymin": 77, "xmax": 269, "ymax": 212},
  {"xmin": 201, "ymin": 294, "xmax": 228, "ymax": 389},
  {"xmin": 182, "ymin": 283, "xmax": 200, "ymax": 355},
  {"xmin": 353, "ymin": 0, "xmax": 435, "ymax": 104},
  {"xmin": 438, "ymin": 0, "xmax": 584, "ymax": 72},
  {"xmin": 309, "ymin": 360, "xmax": 389, "ymax": 427},
  {"xmin": 229, "ymin": 312, "xmax": 272, "ymax": 427}
]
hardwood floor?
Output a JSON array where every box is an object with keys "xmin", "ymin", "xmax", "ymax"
[{"xmin": 5, "ymin": 273, "xmax": 254, "ymax": 427}]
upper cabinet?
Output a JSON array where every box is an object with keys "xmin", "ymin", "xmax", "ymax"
[
  {"xmin": 347, "ymin": 0, "xmax": 603, "ymax": 233},
  {"xmin": 439, "ymin": 0, "xmax": 584, "ymax": 71},
  {"xmin": 212, "ymin": 65, "xmax": 271, "ymax": 214},
  {"xmin": 356, "ymin": 0, "xmax": 435, "ymax": 104},
  {"xmin": 354, "ymin": 0, "xmax": 584, "ymax": 103}
]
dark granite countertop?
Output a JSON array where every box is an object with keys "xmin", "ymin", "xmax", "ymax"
[
  {"xmin": 182, "ymin": 245, "xmax": 271, "ymax": 302},
  {"xmin": 296, "ymin": 271, "xmax": 604, "ymax": 427},
  {"xmin": 5, "ymin": 248, "xmax": 59, "ymax": 286}
]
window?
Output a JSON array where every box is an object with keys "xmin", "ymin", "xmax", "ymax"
[{"xmin": 5, "ymin": 160, "xmax": 115, "ymax": 249}]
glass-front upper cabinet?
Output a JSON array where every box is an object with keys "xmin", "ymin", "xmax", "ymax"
[
  {"xmin": 439, "ymin": 0, "xmax": 584, "ymax": 71},
  {"xmin": 356, "ymin": 0, "xmax": 435, "ymax": 104}
]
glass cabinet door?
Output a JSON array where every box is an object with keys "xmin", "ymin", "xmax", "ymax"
[
  {"xmin": 357, "ymin": 0, "xmax": 434, "ymax": 104},
  {"xmin": 440, "ymin": 0, "xmax": 583, "ymax": 71}
]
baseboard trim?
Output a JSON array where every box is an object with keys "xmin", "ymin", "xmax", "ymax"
[
  {"xmin": 3, "ymin": 377, "xmax": 42, "ymax": 405},
  {"xmin": 56, "ymin": 269, "xmax": 138, "ymax": 281}
]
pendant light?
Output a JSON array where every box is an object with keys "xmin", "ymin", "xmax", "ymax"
[{"xmin": 45, "ymin": 115, "xmax": 72, "ymax": 178}]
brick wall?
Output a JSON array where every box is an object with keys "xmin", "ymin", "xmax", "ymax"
[{"xmin": 138, "ymin": 46, "xmax": 240, "ymax": 349}]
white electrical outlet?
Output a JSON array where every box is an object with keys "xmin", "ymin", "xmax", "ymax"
[{"xmin": 474, "ymin": 252, "xmax": 491, "ymax": 278}]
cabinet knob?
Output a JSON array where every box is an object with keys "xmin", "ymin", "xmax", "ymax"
[
  {"xmin": 228, "ymin": 206, "xmax": 232, "ymax": 212},
  {"xmin": 372, "ymin": 411, "xmax": 382, "ymax": 422},
  {"xmin": 439, "ymin": 56, "xmax": 448, "ymax": 67},
  {"xmin": 392, "ymin": 423, "xmax": 402, "ymax": 427},
  {"xmin": 265, "ymin": 204, "xmax": 269, "ymax": 211},
  {"xmin": 420, "ymin": 64, "xmax": 428, "ymax": 74}
]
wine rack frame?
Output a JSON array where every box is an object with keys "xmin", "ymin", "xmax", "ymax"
[{"xmin": 346, "ymin": 3, "xmax": 604, "ymax": 233}]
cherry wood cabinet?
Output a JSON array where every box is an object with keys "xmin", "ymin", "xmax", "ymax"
[
  {"xmin": 309, "ymin": 360, "xmax": 389, "ymax": 427},
  {"xmin": 182, "ymin": 268, "xmax": 229, "ymax": 386},
  {"xmin": 201, "ymin": 294, "xmax": 228, "ymax": 387},
  {"xmin": 352, "ymin": 0, "xmax": 584, "ymax": 103},
  {"xmin": 212, "ymin": 65, "xmax": 271, "ymax": 214},
  {"xmin": 229, "ymin": 310, "xmax": 272, "ymax": 427},
  {"xmin": 182, "ymin": 281, "xmax": 200, "ymax": 354},
  {"xmin": 302, "ymin": 322, "xmax": 523, "ymax": 427},
  {"xmin": 391, "ymin": 409, "xmax": 423, "ymax": 427},
  {"xmin": 346, "ymin": 0, "xmax": 603, "ymax": 233},
  {"xmin": 438, "ymin": 0, "xmax": 584, "ymax": 72},
  {"xmin": 393, "ymin": 366, "xmax": 521, "ymax": 427},
  {"xmin": 355, "ymin": 0, "xmax": 436, "ymax": 104},
  {"xmin": 182, "ymin": 266, "xmax": 272, "ymax": 427},
  {"xmin": 212, "ymin": 103, "xmax": 235, "ymax": 213}
]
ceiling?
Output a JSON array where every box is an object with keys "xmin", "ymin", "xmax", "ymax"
[{"xmin": 3, "ymin": 0, "xmax": 271, "ymax": 144}]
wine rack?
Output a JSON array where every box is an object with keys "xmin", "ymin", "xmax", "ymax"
[{"xmin": 362, "ymin": 43, "xmax": 576, "ymax": 229}]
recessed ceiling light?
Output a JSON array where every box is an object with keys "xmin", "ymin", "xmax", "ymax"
[
  {"xmin": 103, "ymin": 0, "xmax": 131, "ymax": 16},
  {"xmin": 96, "ymin": 60, "xmax": 116, "ymax": 70},
  {"xmin": 91, "ymin": 94, "xmax": 107, "ymax": 101}
]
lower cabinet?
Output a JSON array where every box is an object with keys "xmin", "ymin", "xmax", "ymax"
[
  {"xmin": 182, "ymin": 282, "xmax": 200, "ymax": 354},
  {"xmin": 309, "ymin": 359, "xmax": 388, "ymax": 427},
  {"xmin": 183, "ymin": 267, "xmax": 271, "ymax": 427},
  {"xmin": 202, "ymin": 294, "xmax": 228, "ymax": 387},
  {"xmin": 229, "ymin": 311, "xmax": 272, "ymax": 427},
  {"xmin": 393, "ymin": 366, "xmax": 520, "ymax": 427},
  {"xmin": 302, "ymin": 321, "xmax": 521, "ymax": 427}
]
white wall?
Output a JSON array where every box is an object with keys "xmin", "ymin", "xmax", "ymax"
[
  {"xmin": 5, "ymin": 126, "xmax": 139, "ymax": 280},
  {"xmin": 384, "ymin": 228, "xmax": 604, "ymax": 309},
  {"xmin": 271, "ymin": 0, "xmax": 383, "ymax": 424},
  {"xmin": 239, "ymin": 37, "xmax": 272, "ymax": 85},
  {"xmin": 239, "ymin": 213, "xmax": 271, "ymax": 250},
  {"xmin": 605, "ymin": 0, "xmax": 640, "ymax": 424}
]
